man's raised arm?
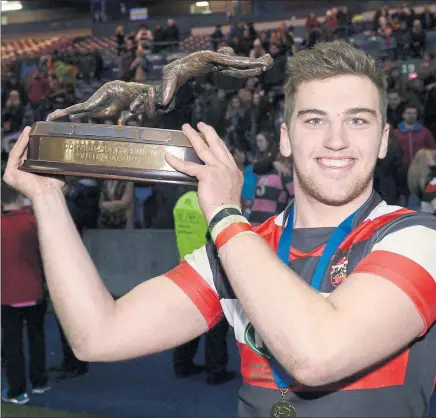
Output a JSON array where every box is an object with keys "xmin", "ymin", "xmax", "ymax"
[{"xmin": 3, "ymin": 128, "xmax": 211, "ymax": 362}]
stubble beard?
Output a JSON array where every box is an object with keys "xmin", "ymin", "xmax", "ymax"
[{"xmin": 293, "ymin": 161, "xmax": 376, "ymax": 207}]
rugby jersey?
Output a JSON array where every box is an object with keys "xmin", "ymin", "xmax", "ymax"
[
  {"xmin": 249, "ymin": 171, "xmax": 293, "ymax": 226},
  {"xmin": 422, "ymin": 177, "xmax": 436, "ymax": 214},
  {"xmin": 165, "ymin": 192, "xmax": 436, "ymax": 417}
]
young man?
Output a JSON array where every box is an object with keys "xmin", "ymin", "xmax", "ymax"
[
  {"xmin": 1, "ymin": 182, "xmax": 50, "ymax": 404},
  {"xmin": 4, "ymin": 41, "xmax": 436, "ymax": 417}
]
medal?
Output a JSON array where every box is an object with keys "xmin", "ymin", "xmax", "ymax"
[
  {"xmin": 270, "ymin": 389, "xmax": 297, "ymax": 418},
  {"xmin": 268, "ymin": 201, "xmax": 361, "ymax": 418}
]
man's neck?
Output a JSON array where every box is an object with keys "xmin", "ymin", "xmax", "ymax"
[
  {"xmin": 292, "ymin": 187, "xmax": 373, "ymax": 229},
  {"xmin": 404, "ymin": 121, "xmax": 416, "ymax": 129}
]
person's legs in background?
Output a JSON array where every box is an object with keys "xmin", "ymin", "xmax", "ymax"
[
  {"xmin": 1, "ymin": 305, "xmax": 29, "ymax": 404},
  {"xmin": 173, "ymin": 337, "xmax": 204, "ymax": 378},
  {"xmin": 205, "ymin": 318, "xmax": 236, "ymax": 385},
  {"xmin": 25, "ymin": 300, "xmax": 50, "ymax": 393},
  {"xmin": 52, "ymin": 319, "xmax": 89, "ymax": 382}
]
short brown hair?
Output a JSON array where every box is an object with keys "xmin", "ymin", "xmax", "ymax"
[{"xmin": 284, "ymin": 40, "xmax": 388, "ymax": 127}]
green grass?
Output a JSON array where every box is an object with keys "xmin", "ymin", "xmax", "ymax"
[{"xmin": 1, "ymin": 404, "xmax": 96, "ymax": 417}]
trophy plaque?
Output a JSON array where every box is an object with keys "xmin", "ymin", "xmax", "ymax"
[{"xmin": 21, "ymin": 121, "xmax": 204, "ymax": 185}]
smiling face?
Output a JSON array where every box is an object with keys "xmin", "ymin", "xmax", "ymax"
[{"xmin": 280, "ymin": 75, "xmax": 389, "ymax": 206}]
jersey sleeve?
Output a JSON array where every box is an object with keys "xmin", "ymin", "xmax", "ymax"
[
  {"xmin": 353, "ymin": 221, "xmax": 436, "ymax": 334},
  {"xmin": 164, "ymin": 245, "xmax": 224, "ymax": 330}
]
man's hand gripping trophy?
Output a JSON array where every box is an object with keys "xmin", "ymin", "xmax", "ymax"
[{"xmin": 46, "ymin": 47, "xmax": 273, "ymax": 126}]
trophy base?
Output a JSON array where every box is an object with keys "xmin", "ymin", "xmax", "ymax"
[
  {"xmin": 20, "ymin": 160, "xmax": 198, "ymax": 185},
  {"xmin": 20, "ymin": 121, "xmax": 203, "ymax": 185}
]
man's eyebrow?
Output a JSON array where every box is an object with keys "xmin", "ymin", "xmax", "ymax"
[
  {"xmin": 296, "ymin": 109, "xmax": 328, "ymax": 117},
  {"xmin": 344, "ymin": 107, "xmax": 377, "ymax": 116},
  {"xmin": 296, "ymin": 108, "xmax": 378, "ymax": 118}
]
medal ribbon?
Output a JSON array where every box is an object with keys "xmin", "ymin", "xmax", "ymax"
[{"xmin": 270, "ymin": 201, "xmax": 359, "ymax": 388}]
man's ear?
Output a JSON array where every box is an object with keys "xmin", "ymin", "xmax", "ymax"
[
  {"xmin": 378, "ymin": 123, "xmax": 390, "ymax": 159},
  {"xmin": 280, "ymin": 123, "xmax": 292, "ymax": 157}
]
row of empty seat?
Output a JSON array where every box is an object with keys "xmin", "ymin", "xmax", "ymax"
[
  {"xmin": 2, "ymin": 32, "xmax": 221, "ymax": 63},
  {"xmin": 1, "ymin": 35, "xmax": 118, "ymax": 63}
]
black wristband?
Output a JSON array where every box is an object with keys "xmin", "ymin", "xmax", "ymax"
[{"xmin": 208, "ymin": 207, "xmax": 242, "ymax": 232}]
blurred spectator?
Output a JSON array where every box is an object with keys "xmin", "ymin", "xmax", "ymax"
[
  {"xmin": 1, "ymin": 183, "xmax": 50, "ymax": 405},
  {"xmin": 394, "ymin": 20, "xmax": 412, "ymax": 59},
  {"xmin": 387, "ymin": 90, "xmax": 405, "ymax": 129},
  {"xmin": 410, "ymin": 19, "xmax": 426, "ymax": 58},
  {"xmin": 262, "ymin": 44, "xmax": 287, "ymax": 91},
  {"xmin": 395, "ymin": 104, "xmax": 436, "ymax": 168},
  {"xmin": 153, "ymin": 24, "xmax": 164, "ymax": 53},
  {"xmin": 400, "ymin": 5, "xmax": 416, "ymax": 28},
  {"xmin": 250, "ymin": 149, "xmax": 293, "ymax": 226},
  {"xmin": 164, "ymin": 18, "xmax": 180, "ymax": 50},
  {"xmin": 423, "ymin": 51, "xmax": 436, "ymax": 70},
  {"xmin": 247, "ymin": 22, "xmax": 257, "ymax": 42},
  {"xmin": 116, "ymin": 25, "xmax": 125, "ymax": 56},
  {"xmin": 212, "ymin": 88, "xmax": 228, "ymax": 137},
  {"xmin": 211, "ymin": 25, "xmax": 224, "ymax": 51},
  {"xmin": 323, "ymin": 10, "xmax": 338, "ymax": 42},
  {"xmin": 240, "ymin": 149, "xmax": 259, "ymax": 219},
  {"xmin": 240, "ymin": 28, "xmax": 253, "ymax": 56},
  {"xmin": 421, "ymin": 156, "xmax": 436, "ymax": 214},
  {"xmin": 1, "ymin": 90, "xmax": 24, "ymax": 134},
  {"xmin": 44, "ymin": 76, "xmax": 69, "ymax": 115},
  {"xmin": 420, "ymin": 61, "xmax": 436, "ymax": 87},
  {"xmin": 259, "ymin": 31, "xmax": 270, "ymax": 52},
  {"xmin": 201, "ymin": 83, "xmax": 223, "ymax": 128},
  {"xmin": 384, "ymin": 59, "xmax": 402, "ymax": 90},
  {"xmin": 403, "ymin": 75, "xmax": 425, "ymax": 117},
  {"xmin": 118, "ymin": 38, "xmax": 136, "ymax": 81},
  {"xmin": 420, "ymin": 4, "xmax": 436, "ymax": 30},
  {"xmin": 76, "ymin": 52, "xmax": 94, "ymax": 85},
  {"xmin": 27, "ymin": 70, "xmax": 49, "ymax": 122},
  {"xmin": 336, "ymin": 6, "xmax": 353, "ymax": 37},
  {"xmin": 225, "ymin": 95, "xmax": 249, "ymax": 143},
  {"xmin": 424, "ymin": 75, "xmax": 436, "ymax": 139},
  {"xmin": 238, "ymin": 87, "xmax": 253, "ymax": 109},
  {"xmin": 379, "ymin": 26, "xmax": 397, "ymax": 59},
  {"xmin": 98, "ymin": 180, "xmax": 134, "ymax": 229},
  {"xmin": 93, "ymin": 49, "xmax": 104, "ymax": 82},
  {"xmin": 258, "ymin": 90, "xmax": 282, "ymax": 134},
  {"xmin": 407, "ymin": 149, "xmax": 436, "ymax": 214},
  {"xmin": 373, "ymin": 5, "xmax": 390, "ymax": 33},
  {"xmin": 277, "ymin": 24, "xmax": 295, "ymax": 56},
  {"xmin": 374, "ymin": 128, "xmax": 409, "ymax": 205},
  {"xmin": 253, "ymin": 131, "xmax": 277, "ymax": 164},
  {"xmin": 130, "ymin": 47, "xmax": 149, "ymax": 83},
  {"xmin": 305, "ymin": 12, "xmax": 321, "ymax": 42},
  {"xmin": 229, "ymin": 35, "xmax": 245, "ymax": 56},
  {"xmin": 135, "ymin": 24, "xmax": 153, "ymax": 50},
  {"xmin": 1, "ymin": 73, "xmax": 26, "ymax": 108},
  {"xmin": 191, "ymin": 97, "xmax": 206, "ymax": 127},
  {"xmin": 66, "ymin": 178, "xmax": 101, "ymax": 236}
]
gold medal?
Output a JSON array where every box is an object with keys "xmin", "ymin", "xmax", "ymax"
[
  {"xmin": 270, "ymin": 400, "xmax": 297, "ymax": 418},
  {"xmin": 270, "ymin": 389, "xmax": 297, "ymax": 418}
]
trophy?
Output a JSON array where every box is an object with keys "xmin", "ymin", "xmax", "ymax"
[{"xmin": 21, "ymin": 47, "xmax": 273, "ymax": 185}]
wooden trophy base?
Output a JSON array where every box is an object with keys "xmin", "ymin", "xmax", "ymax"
[{"xmin": 21, "ymin": 122, "xmax": 203, "ymax": 185}]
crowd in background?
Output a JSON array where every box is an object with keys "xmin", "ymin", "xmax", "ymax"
[
  {"xmin": 2, "ymin": 2, "xmax": 436, "ymax": 409},
  {"xmin": 2, "ymin": 5, "xmax": 436, "ymax": 230}
]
